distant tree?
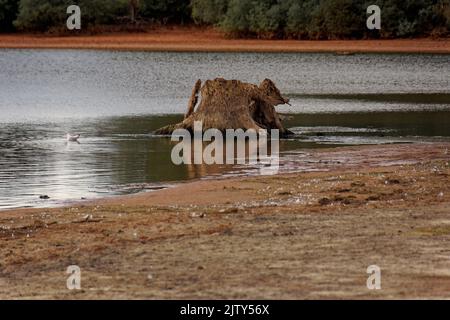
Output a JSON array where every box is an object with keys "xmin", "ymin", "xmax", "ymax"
[
  {"xmin": 14, "ymin": 0, "xmax": 128, "ymax": 31},
  {"xmin": 375, "ymin": 0, "xmax": 449, "ymax": 37},
  {"xmin": 220, "ymin": 0, "xmax": 253, "ymax": 36},
  {"xmin": 285, "ymin": 0, "xmax": 320, "ymax": 39},
  {"xmin": 129, "ymin": 0, "xmax": 139, "ymax": 23},
  {"xmin": 442, "ymin": 0, "xmax": 450, "ymax": 31},
  {"xmin": 248, "ymin": 0, "xmax": 284, "ymax": 38},
  {"xmin": 407, "ymin": 0, "xmax": 447, "ymax": 36},
  {"xmin": 14, "ymin": 0, "xmax": 68, "ymax": 31},
  {"xmin": 140, "ymin": 0, "xmax": 191, "ymax": 24},
  {"xmin": 0, "ymin": 0, "xmax": 19, "ymax": 32},
  {"xmin": 79, "ymin": 0, "xmax": 128, "ymax": 25},
  {"xmin": 315, "ymin": 0, "xmax": 366, "ymax": 39},
  {"xmin": 191, "ymin": 0, "xmax": 227, "ymax": 25},
  {"xmin": 394, "ymin": 0, "xmax": 435, "ymax": 37}
]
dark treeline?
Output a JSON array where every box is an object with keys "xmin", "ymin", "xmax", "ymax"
[
  {"xmin": 194, "ymin": 0, "xmax": 450, "ymax": 38},
  {"xmin": 0, "ymin": 0, "xmax": 449, "ymax": 38}
]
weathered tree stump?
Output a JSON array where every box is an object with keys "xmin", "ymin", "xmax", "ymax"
[{"xmin": 155, "ymin": 78, "xmax": 293, "ymax": 137}]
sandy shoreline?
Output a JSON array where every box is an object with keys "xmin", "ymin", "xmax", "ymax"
[
  {"xmin": 1, "ymin": 142, "xmax": 450, "ymax": 299},
  {"xmin": 0, "ymin": 29, "xmax": 449, "ymax": 53}
]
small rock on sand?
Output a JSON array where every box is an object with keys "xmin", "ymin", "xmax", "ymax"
[{"xmin": 319, "ymin": 198, "xmax": 332, "ymax": 206}]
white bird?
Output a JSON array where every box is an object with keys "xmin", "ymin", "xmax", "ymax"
[{"xmin": 66, "ymin": 133, "xmax": 80, "ymax": 142}]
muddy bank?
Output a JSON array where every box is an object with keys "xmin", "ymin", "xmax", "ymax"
[
  {"xmin": 0, "ymin": 28, "xmax": 449, "ymax": 53},
  {"xmin": 0, "ymin": 142, "xmax": 450, "ymax": 299}
]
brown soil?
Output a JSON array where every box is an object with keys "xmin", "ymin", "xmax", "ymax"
[
  {"xmin": 0, "ymin": 27, "xmax": 449, "ymax": 53},
  {"xmin": 1, "ymin": 142, "xmax": 450, "ymax": 299}
]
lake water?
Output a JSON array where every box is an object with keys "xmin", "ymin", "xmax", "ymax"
[{"xmin": 0, "ymin": 49, "xmax": 449, "ymax": 209}]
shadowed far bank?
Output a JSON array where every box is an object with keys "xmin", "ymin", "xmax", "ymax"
[{"xmin": 0, "ymin": 29, "xmax": 449, "ymax": 53}]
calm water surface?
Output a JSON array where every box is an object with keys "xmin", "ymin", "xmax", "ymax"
[{"xmin": 0, "ymin": 50, "xmax": 449, "ymax": 209}]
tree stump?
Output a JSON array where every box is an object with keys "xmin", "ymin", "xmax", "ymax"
[{"xmin": 154, "ymin": 78, "xmax": 293, "ymax": 137}]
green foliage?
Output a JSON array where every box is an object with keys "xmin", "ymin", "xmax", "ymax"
[
  {"xmin": 247, "ymin": 0, "xmax": 282, "ymax": 35},
  {"xmin": 374, "ymin": 0, "xmax": 450, "ymax": 37},
  {"xmin": 2, "ymin": 0, "xmax": 449, "ymax": 37},
  {"xmin": 286, "ymin": 0, "xmax": 319, "ymax": 38},
  {"xmin": 140, "ymin": 0, "xmax": 191, "ymax": 24},
  {"xmin": 0, "ymin": 0, "xmax": 19, "ymax": 31},
  {"xmin": 13, "ymin": 0, "xmax": 128, "ymax": 31},
  {"xmin": 218, "ymin": 0, "xmax": 448, "ymax": 39},
  {"xmin": 219, "ymin": 0, "xmax": 253, "ymax": 35},
  {"xmin": 318, "ymin": 0, "xmax": 366, "ymax": 39},
  {"xmin": 191, "ymin": 0, "xmax": 227, "ymax": 24},
  {"xmin": 219, "ymin": 0, "xmax": 286, "ymax": 37},
  {"xmin": 444, "ymin": 1, "xmax": 450, "ymax": 29},
  {"xmin": 14, "ymin": 0, "xmax": 67, "ymax": 31},
  {"xmin": 79, "ymin": 0, "xmax": 128, "ymax": 25}
]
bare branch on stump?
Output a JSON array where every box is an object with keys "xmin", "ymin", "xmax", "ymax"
[{"xmin": 185, "ymin": 79, "xmax": 202, "ymax": 119}]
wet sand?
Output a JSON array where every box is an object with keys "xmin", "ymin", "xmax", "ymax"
[
  {"xmin": 0, "ymin": 28, "xmax": 449, "ymax": 53},
  {"xmin": 1, "ymin": 142, "xmax": 450, "ymax": 299}
]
